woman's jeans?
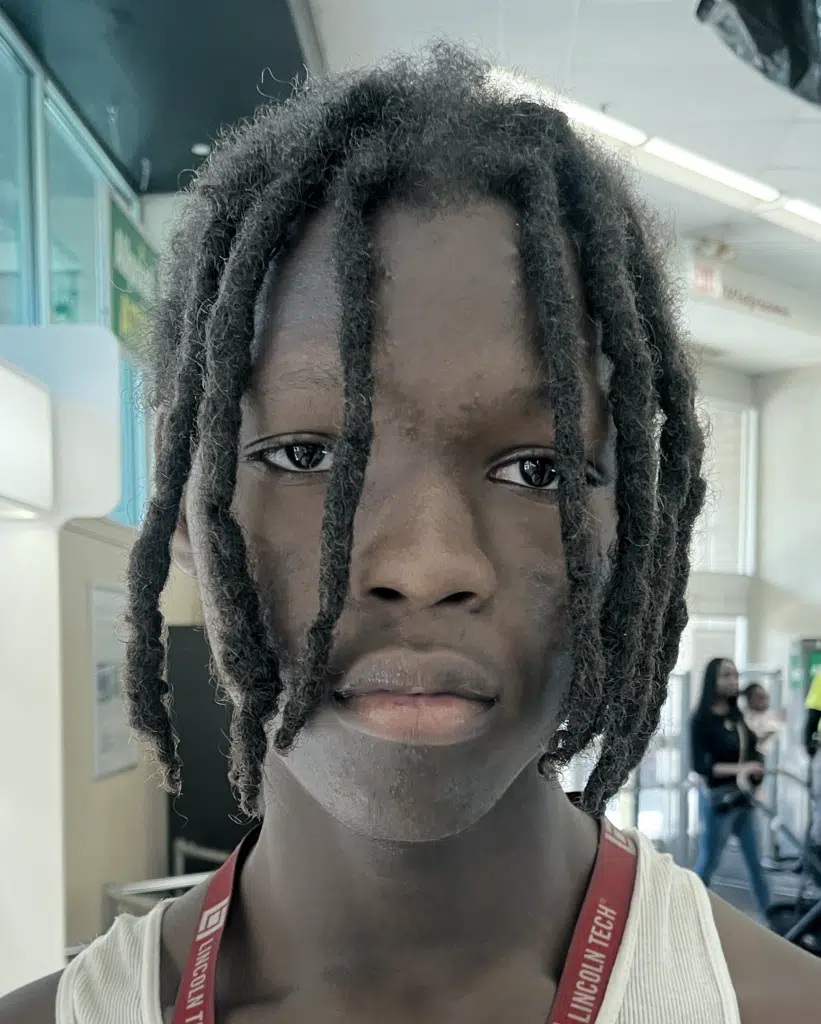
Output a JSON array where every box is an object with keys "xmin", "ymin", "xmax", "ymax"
[
  {"xmin": 695, "ymin": 801, "xmax": 771, "ymax": 918},
  {"xmin": 811, "ymin": 752, "xmax": 821, "ymax": 847}
]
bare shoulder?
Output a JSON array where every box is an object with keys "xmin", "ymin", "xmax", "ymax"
[
  {"xmin": 710, "ymin": 892, "xmax": 821, "ymax": 1023},
  {"xmin": 0, "ymin": 971, "xmax": 62, "ymax": 1024}
]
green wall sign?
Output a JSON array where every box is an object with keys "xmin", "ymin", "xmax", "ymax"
[{"xmin": 110, "ymin": 199, "xmax": 157, "ymax": 352}]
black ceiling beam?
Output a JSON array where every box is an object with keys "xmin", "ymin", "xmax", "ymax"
[{"xmin": 0, "ymin": 0, "xmax": 314, "ymax": 193}]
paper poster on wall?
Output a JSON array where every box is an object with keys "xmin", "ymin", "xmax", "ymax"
[{"xmin": 91, "ymin": 584, "xmax": 137, "ymax": 779}]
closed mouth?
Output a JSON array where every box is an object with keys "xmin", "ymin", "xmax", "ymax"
[{"xmin": 330, "ymin": 649, "xmax": 500, "ymax": 744}]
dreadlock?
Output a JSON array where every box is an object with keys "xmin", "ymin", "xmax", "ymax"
[{"xmin": 124, "ymin": 43, "xmax": 706, "ymax": 818}]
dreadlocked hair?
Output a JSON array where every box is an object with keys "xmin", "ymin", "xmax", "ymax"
[{"xmin": 124, "ymin": 43, "xmax": 706, "ymax": 818}]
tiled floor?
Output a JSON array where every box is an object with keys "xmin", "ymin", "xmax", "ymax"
[{"xmin": 706, "ymin": 848, "xmax": 821, "ymax": 954}]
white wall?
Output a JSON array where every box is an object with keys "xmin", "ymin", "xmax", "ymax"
[
  {"xmin": 697, "ymin": 360, "xmax": 754, "ymax": 407},
  {"xmin": 0, "ymin": 525, "xmax": 64, "ymax": 995},
  {"xmin": 749, "ymin": 367, "xmax": 821, "ymax": 670},
  {"xmin": 60, "ymin": 518, "xmax": 204, "ymax": 945},
  {"xmin": 59, "ymin": 520, "xmax": 164, "ymax": 946},
  {"xmin": 687, "ymin": 360, "xmax": 754, "ymax": 618},
  {"xmin": 0, "ymin": 514, "xmax": 204, "ymax": 994}
]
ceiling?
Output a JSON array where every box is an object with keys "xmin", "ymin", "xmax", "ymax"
[
  {"xmin": 3, "ymin": 0, "xmax": 819, "ymax": 371},
  {"xmin": 308, "ymin": 0, "xmax": 821, "ymax": 206},
  {"xmin": 305, "ymin": 0, "xmax": 821, "ymax": 369},
  {"xmin": 0, "ymin": 0, "xmax": 311, "ymax": 193},
  {"xmin": 687, "ymin": 300, "xmax": 821, "ymax": 374}
]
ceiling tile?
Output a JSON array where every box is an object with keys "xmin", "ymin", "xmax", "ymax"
[
  {"xmin": 772, "ymin": 121, "xmax": 821, "ymax": 171},
  {"xmin": 761, "ymin": 168, "xmax": 821, "ymax": 205},
  {"xmin": 307, "ymin": 0, "xmax": 821, "ymax": 306},
  {"xmin": 645, "ymin": 120, "xmax": 794, "ymax": 176}
]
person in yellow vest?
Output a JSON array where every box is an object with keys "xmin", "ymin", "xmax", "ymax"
[{"xmin": 805, "ymin": 671, "xmax": 821, "ymax": 854}]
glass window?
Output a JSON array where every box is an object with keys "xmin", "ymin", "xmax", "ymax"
[
  {"xmin": 44, "ymin": 107, "xmax": 152, "ymax": 526},
  {"xmin": 109, "ymin": 359, "xmax": 149, "ymax": 527},
  {"xmin": 45, "ymin": 106, "xmax": 102, "ymax": 325},
  {"xmin": 0, "ymin": 40, "xmax": 31, "ymax": 325}
]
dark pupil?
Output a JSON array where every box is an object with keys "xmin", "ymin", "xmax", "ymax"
[
  {"xmin": 520, "ymin": 458, "xmax": 554, "ymax": 488},
  {"xmin": 287, "ymin": 444, "xmax": 326, "ymax": 470}
]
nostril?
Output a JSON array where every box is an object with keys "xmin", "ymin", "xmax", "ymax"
[
  {"xmin": 371, "ymin": 587, "xmax": 405, "ymax": 602},
  {"xmin": 439, "ymin": 591, "xmax": 475, "ymax": 606}
]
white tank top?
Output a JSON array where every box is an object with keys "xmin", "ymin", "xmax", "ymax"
[{"xmin": 56, "ymin": 830, "xmax": 740, "ymax": 1023}]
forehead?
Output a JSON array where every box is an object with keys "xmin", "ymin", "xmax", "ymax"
[{"xmin": 252, "ymin": 199, "xmax": 589, "ymax": 409}]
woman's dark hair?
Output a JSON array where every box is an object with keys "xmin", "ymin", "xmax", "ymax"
[
  {"xmin": 695, "ymin": 658, "xmax": 739, "ymax": 722},
  {"xmin": 123, "ymin": 44, "xmax": 706, "ymax": 817}
]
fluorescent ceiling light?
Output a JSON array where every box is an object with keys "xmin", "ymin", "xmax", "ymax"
[
  {"xmin": 487, "ymin": 65, "xmax": 821, "ymax": 244},
  {"xmin": 488, "ymin": 68, "xmax": 646, "ymax": 147},
  {"xmin": 552, "ymin": 98, "xmax": 648, "ymax": 147},
  {"xmin": 781, "ymin": 198, "xmax": 821, "ymax": 226},
  {"xmin": 642, "ymin": 138, "xmax": 781, "ymax": 204},
  {"xmin": 759, "ymin": 203, "xmax": 821, "ymax": 243}
]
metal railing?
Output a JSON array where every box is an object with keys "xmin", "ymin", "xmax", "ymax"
[
  {"xmin": 102, "ymin": 871, "xmax": 212, "ymax": 930},
  {"xmin": 67, "ymin": 769, "xmax": 813, "ymax": 962},
  {"xmin": 99, "ymin": 840, "xmax": 230, "ymax": 930},
  {"xmin": 66, "ymin": 868, "xmax": 218, "ymax": 962},
  {"xmin": 172, "ymin": 838, "xmax": 230, "ymax": 877}
]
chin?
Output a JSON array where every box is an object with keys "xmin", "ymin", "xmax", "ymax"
[{"xmin": 273, "ymin": 706, "xmax": 543, "ymax": 843}]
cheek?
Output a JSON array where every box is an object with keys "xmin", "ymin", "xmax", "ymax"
[
  {"xmin": 487, "ymin": 506, "xmax": 570, "ymax": 682},
  {"xmin": 234, "ymin": 472, "xmax": 325, "ymax": 649}
]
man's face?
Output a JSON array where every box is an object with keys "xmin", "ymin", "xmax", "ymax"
[{"xmin": 185, "ymin": 199, "xmax": 614, "ymax": 841}]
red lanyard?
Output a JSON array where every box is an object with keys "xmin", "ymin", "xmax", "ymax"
[
  {"xmin": 547, "ymin": 819, "xmax": 636, "ymax": 1024},
  {"xmin": 171, "ymin": 817, "xmax": 637, "ymax": 1024}
]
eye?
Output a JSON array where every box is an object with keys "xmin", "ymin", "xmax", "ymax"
[
  {"xmin": 490, "ymin": 455, "xmax": 558, "ymax": 491},
  {"xmin": 255, "ymin": 442, "xmax": 334, "ymax": 474}
]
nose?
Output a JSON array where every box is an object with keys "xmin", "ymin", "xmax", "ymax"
[{"xmin": 351, "ymin": 474, "xmax": 497, "ymax": 612}]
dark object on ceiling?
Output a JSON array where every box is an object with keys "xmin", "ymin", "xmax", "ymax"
[
  {"xmin": 0, "ymin": 0, "xmax": 317, "ymax": 193},
  {"xmin": 696, "ymin": 0, "xmax": 821, "ymax": 107}
]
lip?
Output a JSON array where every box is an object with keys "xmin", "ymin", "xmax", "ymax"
[{"xmin": 332, "ymin": 648, "xmax": 499, "ymax": 744}]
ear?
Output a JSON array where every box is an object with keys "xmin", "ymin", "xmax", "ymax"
[{"xmin": 155, "ymin": 407, "xmax": 198, "ymax": 578}]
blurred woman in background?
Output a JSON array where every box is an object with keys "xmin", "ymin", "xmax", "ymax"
[{"xmin": 691, "ymin": 658, "xmax": 771, "ymax": 919}]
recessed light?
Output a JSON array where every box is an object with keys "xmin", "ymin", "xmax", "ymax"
[{"xmin": 191, "ymin": 143, "xmax": 212, "ymax": 158}]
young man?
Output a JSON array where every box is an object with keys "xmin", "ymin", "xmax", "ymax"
[{"xmin": 4, "ymin": 45, "xmax": 820, "ymax": 1024}]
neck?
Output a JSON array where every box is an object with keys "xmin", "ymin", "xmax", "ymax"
[
  {"xmin": 235, "ymin": 762, "xmax": 598, "ymax": 997},
  {"xmin": 712, "ymin": 698, "xmax": 731, "ymax": 715}
]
